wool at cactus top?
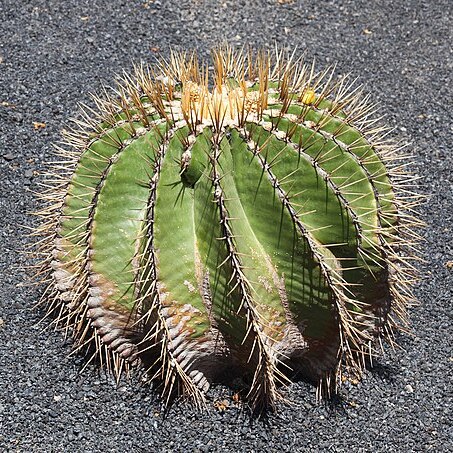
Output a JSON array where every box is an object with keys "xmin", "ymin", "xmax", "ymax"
[{"xmin": 34, "ymin": 46, "xmax": 422, "ymax": 411}]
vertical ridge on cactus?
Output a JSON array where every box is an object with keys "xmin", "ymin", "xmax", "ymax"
[{"xmin": 32, "ymin": 45, "xmax": 423, "ymax": 411}]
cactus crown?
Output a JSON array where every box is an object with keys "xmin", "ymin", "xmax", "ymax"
[{"xmin": 33, "ymin": 46, "xmax": 422, "ymax": 411}]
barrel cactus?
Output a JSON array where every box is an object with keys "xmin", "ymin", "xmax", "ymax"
[{"xmin": 34, "ymin": 46, "xmax": 421, "ymax": 410}]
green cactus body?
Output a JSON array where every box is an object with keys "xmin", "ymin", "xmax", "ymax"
[{"xmin": 35, "ymin": 47, "xmax": 420, "ymax": 410}]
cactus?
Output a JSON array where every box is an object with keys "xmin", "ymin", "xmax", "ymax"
[{"xmin": 33, "ymin": 46, "xmax": 422, "ymax": 411}]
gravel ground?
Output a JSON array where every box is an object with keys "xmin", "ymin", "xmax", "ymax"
[{"xmin": 1, "ymin": 0, "xmax": 452, "ymax": 451}]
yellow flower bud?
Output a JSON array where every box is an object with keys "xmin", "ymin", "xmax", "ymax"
[{"xmin": 301, "ymin": 89, "xmax": 316, "ymax": 105}]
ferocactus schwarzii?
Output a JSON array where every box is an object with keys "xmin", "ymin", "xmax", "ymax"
[{"xmin": 33, "ymin": 47, "xmax": 422, "ymax": 410}]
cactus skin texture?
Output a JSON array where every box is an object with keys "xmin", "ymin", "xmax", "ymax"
[{"xmin": 34, "ymin": 47, "xmax": 422, "ymax": 411}]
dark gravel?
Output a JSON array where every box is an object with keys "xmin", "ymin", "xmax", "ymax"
[{"xmin": 1, "ymin": 0, "xmax": 452, "ymax": 451}]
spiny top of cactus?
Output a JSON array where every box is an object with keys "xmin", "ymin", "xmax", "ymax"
[{"xmin": 32, "ymin": 45, "xmax": 423, "ymax": 411}]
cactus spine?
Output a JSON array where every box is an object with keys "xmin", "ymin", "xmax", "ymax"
[{"xmin": 33, "ymin": 47, "xmax": 422, "ymax": 410}]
